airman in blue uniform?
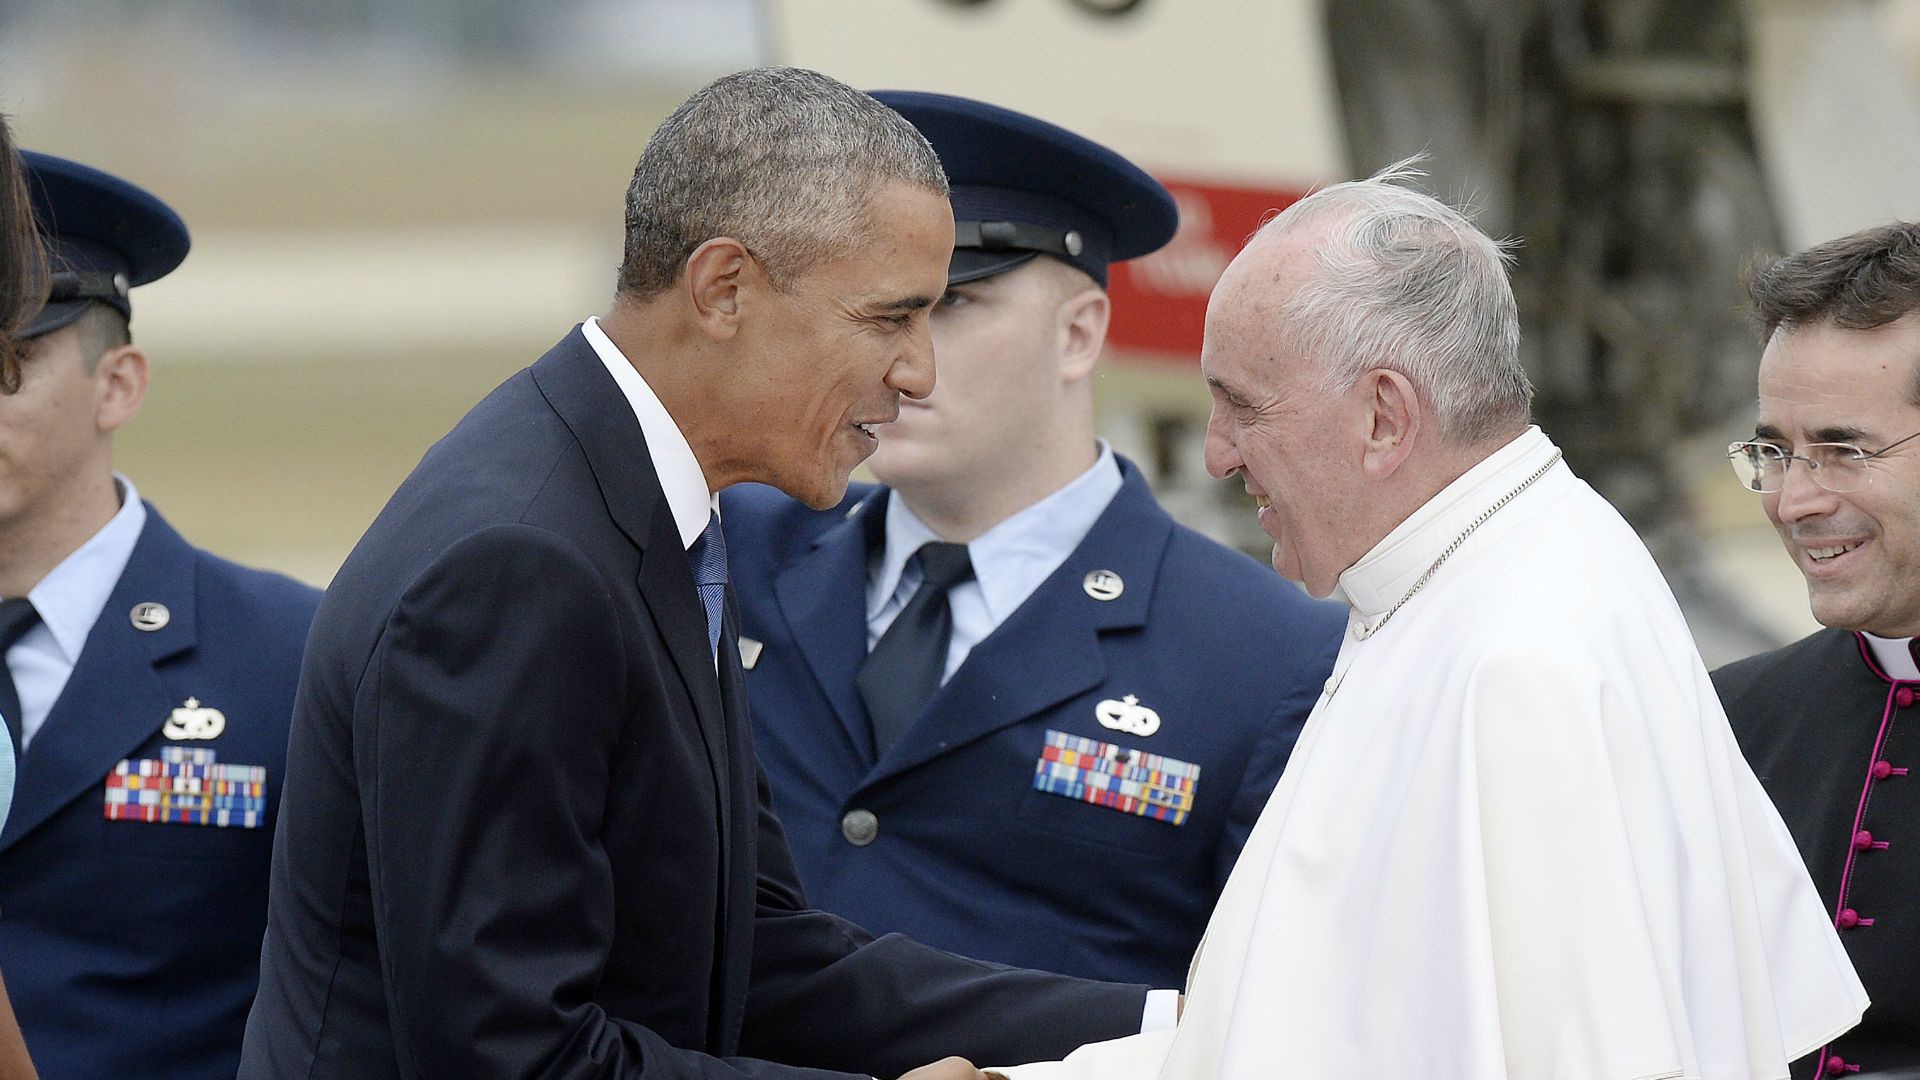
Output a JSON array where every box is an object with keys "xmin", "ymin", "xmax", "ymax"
[
  {"xmin": 0, "ymin": 152, "xmax": 320, "ymax": 1079},
  {"xmin": 722, "ymin": 92, "xmax": 1345, "ymax": 992}
]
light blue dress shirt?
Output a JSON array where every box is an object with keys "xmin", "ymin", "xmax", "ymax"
[
  {"xmin": 0, "ymin": 727, "xmax": 11, "ymax": 832},
  {"xmin": 866, "ymin": 443, "xmax": 1124, "ymax": 684},
  {"xmin": 6, "ymin": 474, "xmax": 147, "ymax": 753}
]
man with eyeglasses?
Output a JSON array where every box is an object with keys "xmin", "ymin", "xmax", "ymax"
[{"xmin": 1714, "ymin": 221, "xmax": 1920, "ymax": 1079}]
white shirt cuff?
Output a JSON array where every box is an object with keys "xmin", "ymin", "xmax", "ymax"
[{"xmin": 1141, "ymin": 988, "xmax": 1179, "ymax": 1033}]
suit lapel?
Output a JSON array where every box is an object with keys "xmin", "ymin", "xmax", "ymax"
[
  {"xmin": 1, "ymin": 511, "xmax": 198, "ymax": 853},
  {"xmin": 530, "ymin": 329, "xmax": 731, "ymax": 856},
  {"xmin": 772, "ymin": 491, "xmax": 886, "ymax": 763},
  {"xmin": 863, "ymin": 466, "xmax": 1173, "ymax": 786},
  {"xmin": 632, "ymin": 515, "xmax": 731, "ymax": 830}
]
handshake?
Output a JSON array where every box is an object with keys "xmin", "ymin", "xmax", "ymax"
[{"xmin": 901, "ymin": 1061, "xmax": 1009, "ymax": 1080}]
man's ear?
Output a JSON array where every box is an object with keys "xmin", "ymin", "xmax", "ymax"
[
  {"xmin": 1356, "ymin": 367, "xmax": 1419, "ymax": 478},
  {"xmin": 94, "ymin": 343, "xmax": 149, "ymax": 434},
  {"xmin": 683, "ymin": 237, "xmax": 755, "ymax": 342},
  {"xmin": 1056, "ymin": 286, "xmax": 1110, "ymax": 384}
]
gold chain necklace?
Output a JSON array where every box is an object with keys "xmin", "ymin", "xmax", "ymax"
[{"xmin": 1353, "ymin": 450, "xmax": 1563, "ymax": 641}]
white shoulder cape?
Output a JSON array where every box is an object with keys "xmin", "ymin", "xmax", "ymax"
[{"xmin": 994, "ymin": 430, "xmax": 1864, "ymax": 1080}]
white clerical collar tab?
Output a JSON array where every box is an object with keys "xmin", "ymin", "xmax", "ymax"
[{"xmin": 1335, "ymin": 427, "xmax": 1555, "ymax": 620}]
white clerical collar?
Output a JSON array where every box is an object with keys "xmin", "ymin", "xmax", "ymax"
[
  {"xmin": 582, "ymin": 316, "xmax": 714, "ymax": 550},
  {"xmin": 27, "ymin": 474, "xmax": 147, "ymax": 665},
  {"xmin": 869, "ymin": 443, "xmax": 1121, "ymax": 624},
  {"xmin": 1863, "ymin": 633, "xmax": 1920, "ymax": 681},
  {"xmin": 1332, "ymin": 425, "xmax": 1556, "ymax": 618}
]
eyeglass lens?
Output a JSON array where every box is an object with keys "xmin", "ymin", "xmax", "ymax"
[{"xmin": 1728, "ymin": 443, "xmax": 1871, "ymax": 493}]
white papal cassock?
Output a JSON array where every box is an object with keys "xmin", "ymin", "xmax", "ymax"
[{"xmin": 995, "ymin": 428, "xmax": 1865, "ymax": 1080}]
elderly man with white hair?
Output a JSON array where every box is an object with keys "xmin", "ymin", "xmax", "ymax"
[{"xmin": 991, "ymin": 166, "xmax": 1866, "ymax": 1080}]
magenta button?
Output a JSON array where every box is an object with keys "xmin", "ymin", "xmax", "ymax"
[
  {"xmin": 1875, "ymin": 760, "xmax": 1894, "ymax": 780},
  {"xmin": 1855, "ymin": 830, "xmax": 1877, "ymax": 851},
  {"xmin": 1825, "ymin": 1055, "xmax": 1860, "ymax": 1075},
  {"xmin": 1899, "ymin": 687, "xmax": 1916, "ymax": 708},
  {"xmin": 1839, "ymin": 909, "xmax": 1861, "ymax": 929}
]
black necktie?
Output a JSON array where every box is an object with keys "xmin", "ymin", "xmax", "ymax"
[
  {"xmin": 859, "ymin": 542, "xmax": 974, "ymax": 756},
  {"xmin": 687, "ymin": 512, "xmax": 728, "ymax": 658},
  {"xmin": 0, "ymin": 598, "xmax": 41, "ymax": 756}
]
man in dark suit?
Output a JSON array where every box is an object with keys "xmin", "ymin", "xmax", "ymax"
[
  {"xmin": 1713, "ymin": 221, "xmax": 1920, "ymax": 1078},
  {"xmin": 242, "ymin": 68, "xmax": 1150, "ymax": 1080},
  {"xmin": 722, "ymin": 93, "xmax": 1343, "ymax": 994},
  {"xmin": 0, "ymin": 151, "xmax": 321, "ymax": 1078}
]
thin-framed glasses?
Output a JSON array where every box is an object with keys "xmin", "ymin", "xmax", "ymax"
[{"xmin": 1727, "ymin": 428, "xmax": 1920, "ymax": 494}]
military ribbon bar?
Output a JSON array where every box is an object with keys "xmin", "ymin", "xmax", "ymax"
[
  {"xmin": 104, "ymin": 748, "xmax": 267, "ymax": 828},
  {"xmin": 1033, "ymin": 729, "xmax": 1199, "ymax": 826}
]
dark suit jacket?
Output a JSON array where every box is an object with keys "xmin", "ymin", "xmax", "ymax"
[
  {"xmin": 240, "ymin": 328, "xmax": 1147, "ymax": 1080},
  {"xmin": 0, "ymin": 507, "xmax": 320, "ymax": 1080},
  {"xmin": 721, "ymin": 471, "xmax": 1343, "ymax": 987}
]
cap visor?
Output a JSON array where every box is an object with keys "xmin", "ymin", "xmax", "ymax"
[
  {"xmin": 20, "ymin": 299, "xmax": 90, "ymax": 341},
  {"xmin": 948, "ymin": 248, "xmax": 1041, "ymax": 286}
]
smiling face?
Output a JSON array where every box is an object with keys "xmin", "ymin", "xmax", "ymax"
[
  {"xmin": 740, "ymin": 181, "xmax": 954, "ymax": 509},
  {"xmin": 1755, "ymin": 314, "xmax": 1920, "ymax": 636},
  {"xmin": 1200, "ymin": 234, "xmax": 1369, "ymax": 598}
]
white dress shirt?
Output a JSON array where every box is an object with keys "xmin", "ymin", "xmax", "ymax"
[
  {"xmin": 582, "ymin": 316, "xmax": 714, "ymax": 550},
  {"xmin": 867, "ymin": 443, "xmax": 1123, "ymax": 682},
  {"xmin": 1863, "ymin": 633, "xmax": 1920, "ymax": 681},
  {"xmin": 583, "ymin": 317, "xmax": 720, "ymax": 675},
  {"xmin": 6, "ymin": 475, "xmax": 147, "ymax": 752}
]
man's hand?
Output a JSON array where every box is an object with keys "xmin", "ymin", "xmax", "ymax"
[{"xmin": 896, "ymin": 1057, "xmax": 991, "ymax": 1080}]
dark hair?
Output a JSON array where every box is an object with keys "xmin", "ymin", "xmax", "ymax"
[
  {"xmin": 618, "ymin": 67, "xmax": 947, "ymax": 298},
  {"xmin": 0, "ymin": 116, "xmax": 47, "ymax": 394},
  {"xmin": 1748, "ymin": 222, "xmax": 1920, "ymax": 406},
  {"xmin": 1748, "ymin": 222, "xmax": 1920, "ymax": 337}
]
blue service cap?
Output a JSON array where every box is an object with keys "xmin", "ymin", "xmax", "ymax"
[
  {"xmin": 18, "ymin": 151, "xmax": 190, "ymax": 339},
  {"xmin": 871, "ymin": 91, "xmax": 1177, "ymax": 288}
]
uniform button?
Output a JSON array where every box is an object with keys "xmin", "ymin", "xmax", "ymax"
[
  {"xmin": 1875, "ymin": 760, "xmax": 1894, "ymax": 780},
  {"xmin": 1899, "ymin": 687, "xmax": 1916, "ymax": 708},
  {"xmin": 1854, "ymin": 830, "xmax": 1877, "ymax": 851},
  {"xmin": 1838, "ymin": 908, "xmax": 1861, "ymax": 929},
  {"xmin": 1824, "ymin": 1054, "xmax": 1859, "ymax": 1075},
  {"xmin": 841, "ymin": 809, "xmax": 879, "ymax": 847}
]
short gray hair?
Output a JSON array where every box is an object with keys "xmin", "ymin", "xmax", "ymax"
[
  {"xmin": 1256, "ymin": 159, "xmax": 1532, "ymax": 443},
  {"xmin": 618, "ymin": 67, "xmax": 949, "ymax": 298}
]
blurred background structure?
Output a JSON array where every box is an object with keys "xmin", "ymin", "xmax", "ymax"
[{"xmin": 5, "ymin": 0, "xmax": 1920, "ymax": 665}]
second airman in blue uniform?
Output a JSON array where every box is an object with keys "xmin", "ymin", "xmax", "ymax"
[{"xmin": 0, "ymin": 151, "xmax": 320, "ymax": 1080}]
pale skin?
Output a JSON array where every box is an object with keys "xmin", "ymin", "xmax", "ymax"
[
  {"xmin": 598, "ymin": 180, "xmax": 954, "ymax": 511},
  {"xmin": 867, "ymin": 256, "xmax": 1109, "ymax": 542},
  {"xmin": 1754, "ymin": 314, "xmax": 1920, "ymax": 637},
  {"xmin": 1198, "ymin": 219, "xmax": 1524, "ymax": 597},
  {"xmin": 0, "ymin": 323, "xmax": 146, "ymax": 599}
]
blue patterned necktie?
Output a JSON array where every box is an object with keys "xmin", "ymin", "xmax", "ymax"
[{"xmin": 687, "ymin": 511, "xmax": 728, "ymax": 658}]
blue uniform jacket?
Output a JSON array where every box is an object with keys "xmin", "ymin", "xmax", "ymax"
[
  {"xmin": 721, "ymin": 462, "xmax": 1345, "ymax": 987},
  {"xmin": 0, "ymin": 506, "xmax": 320, "ymax": 1080}
]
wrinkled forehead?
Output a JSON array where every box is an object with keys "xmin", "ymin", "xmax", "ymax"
[{"xmin": 1756, "ymin": 317, "xmax": 1920, "ymax": 437}]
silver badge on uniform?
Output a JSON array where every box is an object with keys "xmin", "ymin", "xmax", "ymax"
[
  {"xmin": 1096, "ymin": 693, "xmax": 1161, "ymax": 737},
  {"xmin": 1082, "ymin": 570, "xmax": 1124, "ymax": 601},
  {"xmin": 739, "ymin": 636, "xmax": 765, "ymax": 670},
  {"xmin": 130, "ymin": 602, "xmax": 170, "ymax": 631},
  {"xmin": 163, "ymin": 698, "xmax": 227, "ymax": 741}
]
